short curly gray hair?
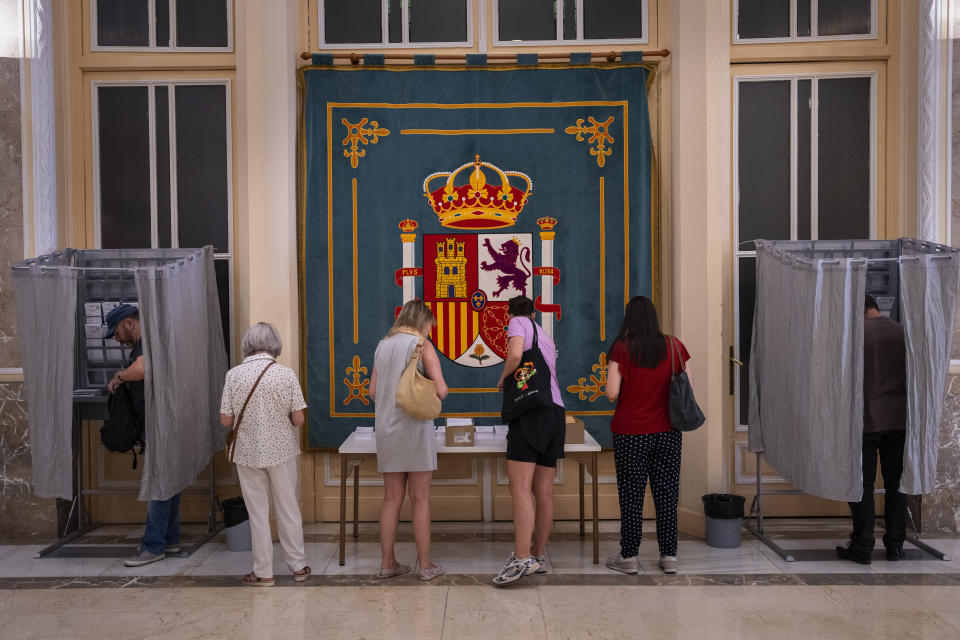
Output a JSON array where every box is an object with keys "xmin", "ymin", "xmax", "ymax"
[{"xmin": 241, "ymin": 322, "xmax": 283, "ymax": 358}]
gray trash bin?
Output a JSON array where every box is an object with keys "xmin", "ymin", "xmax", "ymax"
[
  {"xmin": 222, "ymin": 496, "xmax": 252, "ymax": 552},
  {"xmin": 702, "ymin": 494, "xmax": 745, "ymax": 549}
]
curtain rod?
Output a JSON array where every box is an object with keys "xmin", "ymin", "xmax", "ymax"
[
  {"xmin": 299, "ymin": 49, "xmax": 670, "ymax": 64},
  {"xmin": 774, "ymin": 253, "xmax": 956, "ymax": 266}
]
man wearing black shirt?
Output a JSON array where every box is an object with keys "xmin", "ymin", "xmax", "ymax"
[
  {"xmin": 837, "ymin": 295, "xmax": 908, "ymax": 564},
  {"xmin": 105, "ymin": 304, "xmax": 182, "ymax": 567}
]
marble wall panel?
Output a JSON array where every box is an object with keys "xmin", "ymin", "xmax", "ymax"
[
  {"xmin": 0, "ymin": 57, "xmax": 24, "ymax": 369},
  {"xmin": 952, "ymin": 13, "xmax": 960, "ymax": 361},
  {"xmin": 925, "ymin": 375, "xmax": 960, "ymax": 533},
  {"xmin": 927, "ymin": 26, "xmax": 960, "ymax": 534},
  {"xmin": 0, "ymin": 383, "xmax": 57, "ymax": 540}
]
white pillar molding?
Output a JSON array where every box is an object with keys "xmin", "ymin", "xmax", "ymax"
[
  {"xmin": 669, "ymin": 0, "xmax": 732, "ymax": 534},
  {"xmin": 19, "ymin": 0, "xmax": 57, "ymax": 257},
  {"xmin": 916, "ymin": 0, "xmax": 952, "ymax": 243},
  {"xmin": 234, "ymin": 0, "xmax": 300, "ymax": 370}
]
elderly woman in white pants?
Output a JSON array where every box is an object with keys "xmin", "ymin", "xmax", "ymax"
[{"xmin": 220, "ymin": 322, "xmax": 310, "ymax": 586}]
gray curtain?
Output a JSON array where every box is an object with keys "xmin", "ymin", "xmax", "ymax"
[
  {"xmin": 748, "ymin": 241, "xmax": 867, "ymax": 502},
  {"xmin": 135, "ymin": 247, "xmax": 228, "ymax": 501},
  {"xmin": 898, "ymin": 247, "xmax": 960, "ymax": 494},
  {"xmin": 11, "ymin": 258, "xmax": 78, "ymax": 500}
]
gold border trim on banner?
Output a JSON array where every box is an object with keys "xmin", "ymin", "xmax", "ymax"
[{"xmin": 296, "ymin": 63, "xmax": 660, "ymax": 446}]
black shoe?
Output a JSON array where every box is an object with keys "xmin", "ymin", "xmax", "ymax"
[
  {"xmin": 836, "ymin": 545, "xmax": 872, "ymax": 565},
  {"xmin": 886, "ymin": 547, "xmax": 903, "ymax": 561}
]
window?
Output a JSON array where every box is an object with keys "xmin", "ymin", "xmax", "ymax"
[
  {"xmin": 735, "ymin": 0, "xmax": 875, "ymax": 43},
  {"xmin": 93, "ymin": 80, "xmax": 233, "ymax": 354},
  {"xmin": 733, "ymin": 70, "xmax": 877, "ymax": 428},
  {"xmin": 319, "ymin": 0, "xmax": 471, "ymax": 48},
  {"xmin": 93, "ymin": 0, "xmax": 232, "ymax": 50},
  {"xmin": 494, "ymin": 0, "xmax": 647, "ymax": 45}
]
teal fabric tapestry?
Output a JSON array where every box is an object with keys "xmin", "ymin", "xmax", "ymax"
[{"xmin": 299, "ymin": 59, "xmax": 657, "ymax": 448}]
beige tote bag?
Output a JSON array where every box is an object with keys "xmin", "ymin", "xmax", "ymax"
[{"xmin": 396, "ymin": 335, "xmax": 441, "ymax": 420}]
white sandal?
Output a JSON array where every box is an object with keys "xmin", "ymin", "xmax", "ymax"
[{"xmin": 376, "ymin": 563, "xmax": 411, "ymax": 579}]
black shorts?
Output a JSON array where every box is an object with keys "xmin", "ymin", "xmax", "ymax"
[{"xmin": 506, "ymin": 403, "xmax": 566, "ymax": 467}]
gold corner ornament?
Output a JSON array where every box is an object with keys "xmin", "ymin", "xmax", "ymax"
[
  {"xmin": 342, "ymin": 118, "xmax": 390, "ymax": 169},
  {"xmin": 343, "ymin": 355, "xmax": 371, "ymax": 406},
  {"xmin": 566, "ymin": 352, "xmax": 613, "ymax": 402},
  {"xmin": 564, "ymin": 116, "xmax": 615, "ymax": 168}
]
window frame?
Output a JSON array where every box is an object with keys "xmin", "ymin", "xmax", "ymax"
[
  {"xmin": 491, "ymin": 0, "xmax": 649, "ymax": 47},
  {"xmin": 732, "ymin": 0, "xmax": 878, "ymax": 44},
  {"xmin": 90, "ymin": 0, "xmax": 235, "ymax": 53},
  {"xmin": 732, "ymin": 65, "xmax": 881, "ymax": 432},
  {"xmin": 317, "ymin": 0, "xmax": 475, "ymax": 49},
  {"xmin": 90, "ymin": 77, "xmax": 235, "ymax": 358}
]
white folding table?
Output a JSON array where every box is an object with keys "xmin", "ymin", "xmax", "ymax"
[{"xmin": 337, "ymin": 429, "xmax": 602, "ymax": 566}]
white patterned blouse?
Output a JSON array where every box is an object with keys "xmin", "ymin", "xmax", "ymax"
[{"xmin": 219, "ymin": 354, "xmax": 307, "ymax": 468}]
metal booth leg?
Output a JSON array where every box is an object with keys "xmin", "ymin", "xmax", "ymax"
[
  {"xmin": 339, "ymin": 456, "xmax": 348, "ymax": 566},
  {"xmin": 353, "ymin": 464, "xmax": 360, "ymax": 539},
  {"xmin": 591, "ymin": 451, "xmax": 599, "ymax": 564},
  {"xmin": 579, "ymin": 461, "xmax": 586, "ymax": 538},
  {"xmin": 744, "ymin": 452, "xmax": 796, "ymax": 562}
]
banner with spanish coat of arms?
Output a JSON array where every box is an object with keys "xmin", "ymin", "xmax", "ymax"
[{"xmin": 299, "ymin": 56, "xmax": 656, "ymax": 448}]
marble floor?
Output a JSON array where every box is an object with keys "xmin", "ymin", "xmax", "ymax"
[{"xmin": 1, "ymin": 520, "xmax": 959, "ymax": 639}]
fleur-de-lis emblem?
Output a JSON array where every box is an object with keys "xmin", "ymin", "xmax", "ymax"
[
  {"xmin": 341, "ymin": 118, "xmax": 391, "ymax": 169},
  {"xmin": 565, "ymin": 116, "xmax": 615, "ymax": 168},
  {"xmin": 343, "ymin": 355, "xmax": 370, "ymax": 405},
  {"xmin": 566, "ymin": 352, "xmax": 613, "ymax": 402}
]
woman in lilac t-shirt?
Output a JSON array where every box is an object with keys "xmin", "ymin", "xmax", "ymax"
[{"xmin": 492, "ymin": 295, "xmax": 565, "ymax": 586}]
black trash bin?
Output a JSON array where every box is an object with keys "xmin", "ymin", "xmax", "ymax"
[
  {"xmin": 221, "ymin": 496, "xmax": 251, "ymax": 552},
  {"xmin": 702, "ymin": 494, "xmax": 745, "ymax": 548}
]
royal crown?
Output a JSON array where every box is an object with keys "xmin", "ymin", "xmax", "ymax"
[
  {"xmin": 423, "ymin": 155, "xmax": 532, "ymax": 229},
  {"xmin": 398, "ymin": 218, "xmax": 419, "ymax": 233}
]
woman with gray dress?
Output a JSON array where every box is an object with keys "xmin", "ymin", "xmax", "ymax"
[{"xmin": 370, "ymin": 299, "xmax": 449, "ymax": 580}]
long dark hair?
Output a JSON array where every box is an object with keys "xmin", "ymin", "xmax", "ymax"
[{"xmin": 608, "ymin": 296, "xmax": 666, "ymax": 368}]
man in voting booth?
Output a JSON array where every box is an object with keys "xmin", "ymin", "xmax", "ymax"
[
  {"xmin": 104, "ymin": 304, "xmax": 182, "ymax": 568},
  {"xmin": 837, "ymin": 295, "xmax": 908, "ymax": 564}
]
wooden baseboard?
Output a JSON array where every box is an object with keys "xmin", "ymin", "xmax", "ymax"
[{"xmin": 678, "ymin": 505, "xmax": 706, "ymax": 539}]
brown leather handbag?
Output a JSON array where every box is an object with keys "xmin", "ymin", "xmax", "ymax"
[
  {"xmin": 225, "ymin": 361, "xmax": 275, "ymax": 463},
  {"xmin": 395, "ymin": 334, "xmax": 441, "ymax": 420}
]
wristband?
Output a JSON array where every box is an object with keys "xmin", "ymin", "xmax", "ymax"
[{"xmin": 117, "ymin": 372, "xmax": 124, "ymax": 382}]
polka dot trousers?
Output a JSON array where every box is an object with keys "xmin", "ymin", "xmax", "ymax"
[{"xmin": 612, "ymin": 430, "xmax": 682, "ymax": 558}]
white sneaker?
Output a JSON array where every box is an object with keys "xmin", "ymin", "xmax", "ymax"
[
  {"xmin": 492, "ymin": 553, "xmax": 541, "ymax": 586},
  {"xmin": 659, "ymin": 555, "xmax": 677, "ymax": 574},
  {"xmin": 606, "ymin": 554, "xmax": 639, "ymax": 575},
  {"xmin": 534, "ymin": 555, "xmax": 548, "ymax": 574}
]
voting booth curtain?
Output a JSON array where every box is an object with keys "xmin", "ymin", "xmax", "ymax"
[
  {"xmin": 12, "ymin": 247, "xmax": 227, "ymax": 502},
  {"xmin": 11, "ymin": 255, "xmax": 78, "ymax": 500},
  {"xmin": 299, "ymin": 55, "xmax": 657, "ymax": 448},
  {"xmin": 748, "ymin": 239, "xmax": 960, "ymax": 501},
  {"xmin": 134, "ymin": 247, "xmax": 228, "ymax": 501}
]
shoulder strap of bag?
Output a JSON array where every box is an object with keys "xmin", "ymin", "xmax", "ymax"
[
  {"xmin": 227, "ymin": 361, "xmax": 275, "ymax": 462},
  {"xmin": 410, "ymin": 335, "xmax": 426, "ymax": 362},
  {"xmin": 525, "ymin": 316, "xmax": 555, "ymax": 388},
  {"xmin": 669, "ymin": 336, "xmax": 685, "ymax": 375}
]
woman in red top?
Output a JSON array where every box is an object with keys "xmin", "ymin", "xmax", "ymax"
[{"xmin": 604, "ymin": 296, "xmax": 689, "ymax": 575}]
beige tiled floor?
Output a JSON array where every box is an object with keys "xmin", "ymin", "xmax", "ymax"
[
  {"xmin": 2, "ymin": 584, "xmax": 960, "ymax": 639},
  {"xmin": 1, "ymin": 521, "xmax": 959, "ymax": 638}
]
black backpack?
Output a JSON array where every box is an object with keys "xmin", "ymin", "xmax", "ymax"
[{"xmin": 100, "ymin": 384, "xmax": 145, "ymax": 469}]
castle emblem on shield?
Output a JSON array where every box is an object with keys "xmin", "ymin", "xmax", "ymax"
[{"xmin": 394, "ymin": 155, "xmax": 561, "ymax": 368}]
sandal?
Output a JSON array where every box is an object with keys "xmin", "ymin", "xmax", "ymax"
[
  {"xmin": 293, "ymin": 565, "xmax": 312, "ymax": 582},
  {"xmin": 241, "ymin": 572, "xmax": 274, "ymax": 587},
  {"xmin": 375, "ymin": 563, "xmax": 411, "ymax": 579},
  {"xmin": 416, "ymin": 562, "xmax": 446, "ymax": 582}
]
